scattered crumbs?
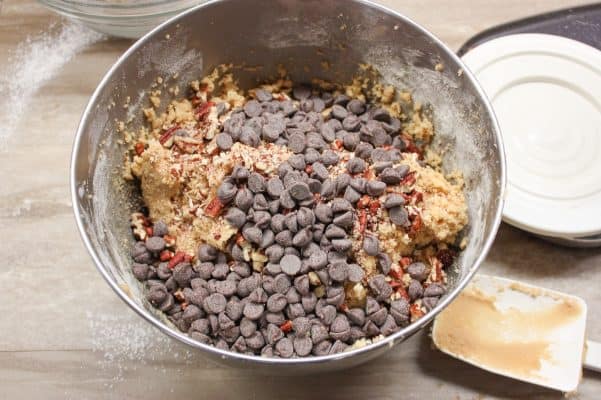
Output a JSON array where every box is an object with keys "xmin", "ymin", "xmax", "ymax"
[
  {"xmin": 157, "ymin": 76, "xmax": 163, "ymax": 85},
  {"xmin": 393, "ymin": 25, "xmax": 399, "ymax": 30},
  {"xmin": 457, "ymin": 68, "xmax": 464, "ymax": 77},
  {"xmin": 165, "ymin": 34, "xmax": 171, "ymax": 40},
  {"xmin": 435, "ymin": 63, "xmax": 444, "ymax": 72}
]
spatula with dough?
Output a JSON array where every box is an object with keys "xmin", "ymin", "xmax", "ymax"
[{"xmin": 432, "ymin": 274, "xmax": 601, "ymax": 393}]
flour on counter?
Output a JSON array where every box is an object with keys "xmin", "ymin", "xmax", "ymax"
[
  {"xmin": 0, "ymin": 21, "xmax": 104, "ymax": 149},
  {"xmin": 86, "ymin": 311, "xmax": 193, "ymax": 386}
]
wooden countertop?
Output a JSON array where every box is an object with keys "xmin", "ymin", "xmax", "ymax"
[{"xmin": 1, "ymin": 1, "xmax": 600, "ymax": 398}]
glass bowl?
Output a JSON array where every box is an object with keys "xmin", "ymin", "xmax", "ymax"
[{"xmin": 38, "ymin": 0, "xmax": 207, "ymax": 39}]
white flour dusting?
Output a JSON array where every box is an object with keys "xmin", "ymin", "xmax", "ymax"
[
  {"xmin": 87, "ymin": 311, "xmax": 193, "ymax": 387},
  {"xmin": 0, "ymin": 21, "xmax": 104, "ymax": 149}
]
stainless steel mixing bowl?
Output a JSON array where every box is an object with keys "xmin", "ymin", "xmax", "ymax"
[{"xmin": 71, "ymin": 0, "xmax": 506, "ymax": 373}]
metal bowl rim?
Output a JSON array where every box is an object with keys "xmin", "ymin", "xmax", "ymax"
[{"xmin": 70, "ymin": 0, "xmax": 507, "ymax": 366}]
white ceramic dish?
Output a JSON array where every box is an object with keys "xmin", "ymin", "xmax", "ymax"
[{"xmin": 462, "ymin": 34, "xmax": 601, "ymax": 239}]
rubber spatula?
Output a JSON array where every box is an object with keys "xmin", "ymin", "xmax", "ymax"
[{"xmin": 432, "ymin": 274, "xmax": 601, "ymax": 393}]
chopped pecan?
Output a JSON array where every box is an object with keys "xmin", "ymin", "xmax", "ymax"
[
  {"xmin": 159, "ymin": 126, "xmax": 179, "ymax": 146},
  {"xmin": 134, "ymin": 142, "xmax": 145, "ymax": 156},
  {"xmin": 205, "ymin": 197, "xmax": 224, "ymax": 218},
  {"xmin": 280, "ymin": 320, "xmax": 293, "ymax": 333},
  {"xmin": 168, "ymin": 251, "xmax": 186, "ymax": 269}
]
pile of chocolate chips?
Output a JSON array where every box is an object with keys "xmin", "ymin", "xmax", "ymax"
[{"xmin": 130, "ymin": 86, "xmax": 448, "ymax": 357}]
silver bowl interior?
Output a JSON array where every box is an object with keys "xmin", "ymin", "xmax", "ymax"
[{"xmin": 71, "ymin": 0, "xmax": 505, "ymax": 373}]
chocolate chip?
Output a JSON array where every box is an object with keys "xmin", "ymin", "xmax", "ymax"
[
  {"xmin": 216, "ymin": 133, "xmax": 233, "ymax": 151},
  {"xmin": 279, "ymin": 189, "xmax": 296, "ymax": 209},
  {"xmin": 342, "ymin": 115, "xmax": 361, "ymax": 132},
  {"xmin": 347, "ymin": 263, "xmax": 365, "ymax": 283},
  {"xmin": 343, "ymin": 186, "xmax": 361, "ymax": 203},
  {"xmin": 248, "ymin": 172, "xmax": 266, "ymax": 193},
  {"xmin": 145, "ymin": 236, "xmax": 165, "ymax": 253},
  {"xmin": 371, "ymin": 107, "xmax": 390, "ymax": 123},
  {"xmin": 407, "ymin": 262, "xmax": 429, "ymax": 282},
  {"xmin": 288, "ymin": 133, "xmax": 306, "ymax": 153},
  {"xmin": 280, "ymin": 254, "xmax": 302, "ymax": 276},
  {"xmin": 198, "ymin": 244, "xmax": 218, "ymax": 261},
  {"xmin": 288, "ymin": 154, "xmax": 306, "ymax": 170},
  {"xmin": 286, "ymin": 302, "xmax": 306, "ymax": 319},
  {"xmin": 342, "ymin": 131, "xmax": 359, "ymax": 151},
  {"xmin": 132, "ymin": 263, "xmax": 149, "ymax": 281},
  {"xmin": 284, "ymin": 212, "xmax": 299, "ymax": 233},
  {"xmin": 334, "ymin": 175, "xmax": 350, "ymax": 196},
  {"xmin": 313, "ymin": 203, "xmax": 332, "ymax": 224},
  {"xmin": 304, "ymin": 147, "xmax": 321, "ymax": 164},
  {"xmin": 384, "ymin": 194, "xmax": 405, "ymax": 208},
  {"xmin": 408, "ymin": 279, "xmax": 423, "ymax": 301},
  {"xmin": 203, "ymin": 293, "xmax": 227, "ymax": 314},
  {"xmin": 330, "ymin": 315, "xmax": 351, "ymax": 341},
  {"xmin": 363, "ymin": 235, "xmax": 380, "ymax": 256},
  {"xmin": 212, "ymin": 263, "xmax": 229, "ymax": 279},
  {"xmin": 326, "ymin": 285, "xmax": 345, "ymax": 306},
  {"xmin": 380, "ymin": 167, "xmax": 403, "ymax": 184},
  {"xmin": 242, "ymin": 226, "xmax": 262, "ymax": 245},
  {"xmin": 288, "ymin": 182, "xmax": 311, "ymax": 201},
  {"xmin": 243, "ymin": 302, "xmax": 264, "ymax": 320},
  {"xmin": 265, "ymin": 177, "xmax": 284, "ymax": 198},
  {"xmin": 225, "ymin": 207, "xmax": 246, "ymax": 228},
  {"xmin": 274, "ymin": 273, "xmax": 291, "ymax": 294},
  {"xmin": 319, "ymin": 179, "xmax": 335, "ymax": 200},
  {"xmin": 355, "ymin": 142, "xmax": 373, "ymax": 160},
  {"xmin": 368, "ymin": 274, "xmax": 393, "ymax": 301},
  {"xmin": 265, "ymin": 244, "xmax": 285, "ymax": 263},
  {"xmin": 380, "ymin": 315, "xmax": 399, "ymax": 336},
  {"xmin": 275, "ymin": 230, "xmax": 293, "ymax": 247},
  {"xmin": 333, "ymin": 211, "xmax": 353, "ymax": 229},
  {"xmin": 350, "ymin": 177, "xmax": 367, "ymax": 194},
  {"xmin": 275, "ymin": 337, "xmax": 294, "ymax": 358},
  {"xmin": 173, "ymin": 263, "xmax": 194, "ymax": 287},
  {"xmin": 309, "ymin": 324, "xmax": 328, "ymax": 347},
  {"xmin": 317, "ymin": 304, "xmax": 336, "ymax": 325},
  {"xmin": 249, "ymin": 287, "xmax": 268, "ymax": 304},
  {"xmin": 346, "ymin": 308, "xmax": 365, "ymax": 326},
  {"xmin": 389, "ymin": 206, "xmax": 409, "ymax": 227},
  {"xmin": 296, "ymin": 207, "xmax": 315, "ymax": 228},
  {"xmin": 363, "ymin": 320, "xmax": 380, "ymax": 337},
  {"xmin": 347, "ymin": 99, "xmax": 366, "ymax": 115},
  {"xmin": 308, "ymin": 249, "xmax": 328, "ymax": 270},
  {"xmin": 244, "ymin": 99, "xmax": 262, "ymax": 117},
  {"xmin": 331, "ymin": 104, "xmax": 348, "ymax": 120},
  {"xmin": 369, "ymin": 307, "xmax": 388, "ymax": 326},
  {"xmin": 217, "ymin": 181, "xmax": 237, "ymax": 204},
  {"xmin": 328, "ymin": 262, "xmax": 349, "ymax": 282},
  {"xmin": 424, "ymin": 283, "xmax": 446, "ymax": 297},
  {"xmin": 390, "ymin": 298, "xmax": 410, "ymax": 325},
  {"xmin": 320, "ymin": 124, "xmax": 336, "ymax": 142},
  {"xmin": 312, "ymin": 340, "xmax": 332, "ymax": 355},
  {"xmin": 331, "ymin": 239, "xmax": 352, "ymax": 253},
  {"xmin": 422, "ymin": 296, "xmax": 439, "ymax": 310},
  {"xmin": 325, "ymin": 224, "xmax": 346, "ymax": 239},
  {"xmin": 266, "ymin": 311, "xmax": 286, "ymax": 325},
  {"xmin": 266, "ymin": 293, "xmax": 287, "ymax": 313},
  {"xmin": 234, "ymin": 188, "xmax": 254, "ymax": 211},
  {"xmin": 366, "ymin": 180, "xmax": 386, "ymax": 196},
  {"xmin": 239, "ymin": 126, "xmax": 260, "ymax": 147},
  {"xmin": 346, "ymin": 157, "xmax": 366, "ymax": 174},
  {"xmin": 377, "ymin": 253, "xmax": 392, "ymax": 275},
  {"xmin": 321, "ymin": 150, "xmax": 340, "ymax": 166},
  {"xmin": 292, "ymin": 228, "xmax": 313, "ymax": 248}
]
